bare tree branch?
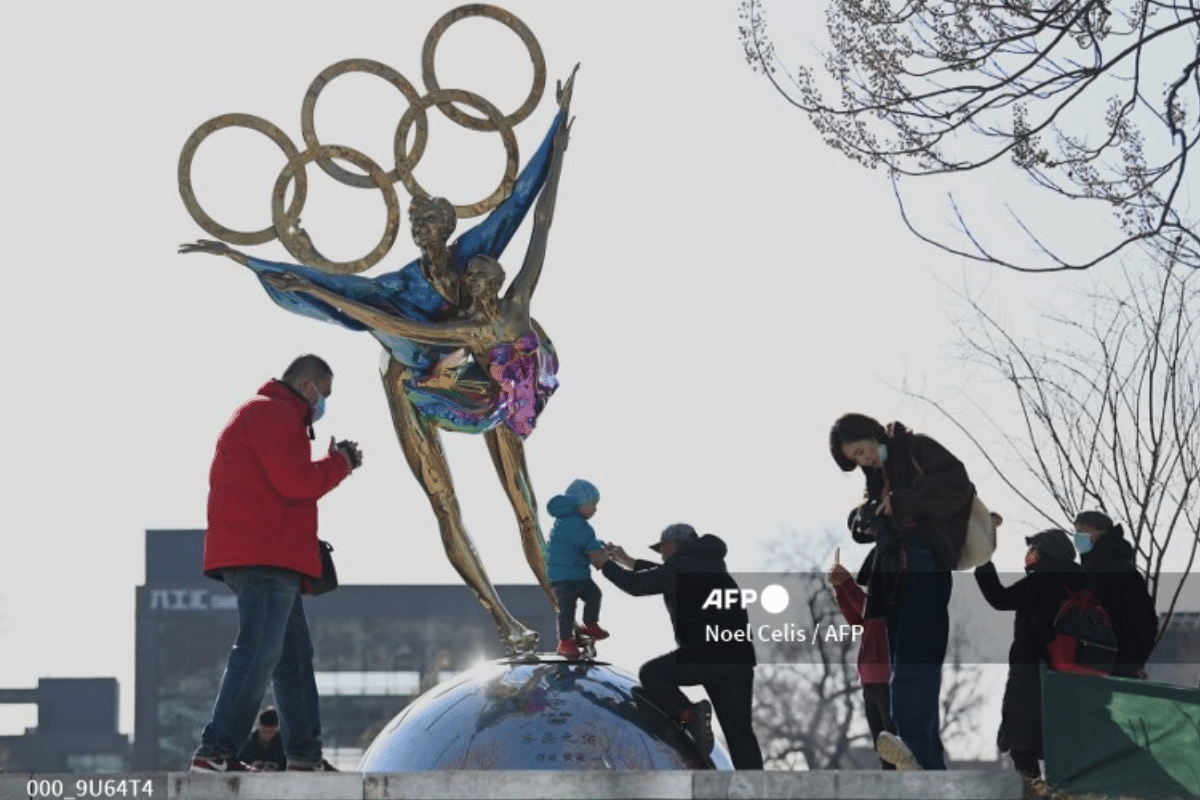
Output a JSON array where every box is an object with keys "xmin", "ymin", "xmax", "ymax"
[
  {"xmin": 906, "ymin": 252, "xmax": 1199, "ymax": 641},
  {"xmin": 740, "ymin": 0, "xmax": 1200, "ymax": 272}
]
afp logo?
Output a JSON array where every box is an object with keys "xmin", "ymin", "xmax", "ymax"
[{"xmin": 700, "ymin": 584, "xmax": 790, "ymax": 614}]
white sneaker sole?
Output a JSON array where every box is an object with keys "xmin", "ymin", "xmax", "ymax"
[{"xmin": 876, "ymin": 732, "xmax": 921, "ymax": 771}]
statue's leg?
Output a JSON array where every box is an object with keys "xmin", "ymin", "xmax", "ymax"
[
  {"xmin": 484, "ymin": 424, "xmax": 556, "ymax": 610},
  {"xmin": 381, "ymin": 355, "xmax": 538, "ymax": 656}
]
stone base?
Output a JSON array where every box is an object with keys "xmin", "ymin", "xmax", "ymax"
[{"xmin": 2, "ymin": 770, "xmax": 1024, "ymax": 799}]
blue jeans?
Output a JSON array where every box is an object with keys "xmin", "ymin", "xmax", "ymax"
[
  {"xmin": 195, "ymin": 566, "xmax": 323, "ymax": 764},
  {"xmin": 884, "ymin": 531, "xmax": 951, "ymax": 770}
]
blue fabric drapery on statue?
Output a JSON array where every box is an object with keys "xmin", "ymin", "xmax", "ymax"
[{"xmin": 242, "ymin": 113, "xmax": 563, "ymax": 435}]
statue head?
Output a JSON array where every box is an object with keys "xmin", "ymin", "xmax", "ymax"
[
  {"xmin": 409, "ymin": 195, "xmax": 457, "ymax": 251},
  {"xmin": 465, "ymin": 255, "xmax": 506, "ymax": 301}
]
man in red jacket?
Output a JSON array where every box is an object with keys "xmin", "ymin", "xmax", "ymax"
[{"xmin": 191, "ymin": 354, "xmax": 362, "ymax": 773}]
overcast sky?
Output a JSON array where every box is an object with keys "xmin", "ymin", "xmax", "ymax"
[{"xmin": 1, "ymin": 0, "xmax": 1177, "ymax": 758}]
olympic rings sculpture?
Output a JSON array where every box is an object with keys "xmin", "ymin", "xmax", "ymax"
[{"xmin": 177, "ymin": 4, "xmax": 547, "ymax": 275}]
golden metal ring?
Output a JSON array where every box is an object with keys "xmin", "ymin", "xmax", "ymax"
[
  {"xmin": 178, "ymin": 113, "xmax": 307, "ymax": 246},
  {"xmin": 271, "ymin": 144, "xmax": 401, "ymax": 274},
  {"xmin": 393, "ymin": 89, "xmax": 517, "ymax": 218},
  {"xmin": 300, "ymin": 58, "xmax": 429, "ymax": 189},
  {"xmin": 421, "ymin": 4, "xmax": 545, "ymax": 132}
]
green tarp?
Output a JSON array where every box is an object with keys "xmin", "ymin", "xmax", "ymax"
[{"xmin": 1042, "ymin": 667, "xmax": 1200, "ymax": 799}]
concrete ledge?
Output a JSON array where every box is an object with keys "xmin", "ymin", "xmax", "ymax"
[
  {"xmin": 695, "ymin": 771, "xmax": 1023, "ymax": 799},
  {"xmin": 1, "ymin": 770, "xmax": 1024, "ymax": 800},
  {"xmin": 365, "ymin": 771, "xmax": 694, "ymax": 799},
  {"xmin": 168, "ymin": 772, "xmax": 364, "ymax": 799}
]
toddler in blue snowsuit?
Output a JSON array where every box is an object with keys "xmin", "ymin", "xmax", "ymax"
[{"xmin": 545, "ymin": 479, "xmax": 610, "ymax": 657}]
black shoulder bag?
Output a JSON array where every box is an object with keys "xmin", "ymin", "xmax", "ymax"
[{"xmin": 302, "ymin": 540, "xmax": 339, "ymax": 595}]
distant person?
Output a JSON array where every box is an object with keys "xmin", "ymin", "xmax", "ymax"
[
  {"xmin": 829, "ymin": 412, "xmax": 977, "ymax": 770},
  {"xmin": 236, "ymin": 707, "xmax": 286, "ymax": 771},
  {"xmin": 597, "ymin": 524, "xmax": 763, "ymax": 769},
  {"xmin": 828, "ymin": 548, "xmax": 895, "ymax": 769},
  {"xmin": 1073, "ymin": 510, "xmax": 1159, "ymax": 677},
  {"xmin": 975, "ymin": 529, "xmax": 1091, "ymax": 794},
  {"xmin": 191, "ymin": 354, "xmax": 362, "ymax": 772},
  {"xmin": 544, "ymin": 479, "xmax": 609, "ymax": 658}
]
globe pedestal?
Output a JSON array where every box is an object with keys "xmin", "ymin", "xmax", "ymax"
[{"xmin": 358, "ymin": 657, "xmax": 733, "ymax": 770}]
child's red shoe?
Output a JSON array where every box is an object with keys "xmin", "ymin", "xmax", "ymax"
[
  {"xmin": 577, "ymin": 623, "xmax": 610, "ymax": 640},
  {"xmin": 556, "ymin": 638, "xmax": 581, "ymax": 658}
]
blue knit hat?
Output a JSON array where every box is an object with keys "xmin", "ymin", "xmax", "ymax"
[{"xmin": 564, "ymin": 478, "xmax": 600, "ymax": 505}]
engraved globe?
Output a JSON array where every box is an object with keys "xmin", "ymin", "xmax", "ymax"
[{"xmin": 357, "ymin": 658, "xmax": 733, "ymax": 770}]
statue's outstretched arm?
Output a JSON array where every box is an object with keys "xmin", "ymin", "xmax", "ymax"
[
  {"xmin": 505, "ymin": 66, "xmax": 577, "ymax": 307},
  {"xmin": 178, "ymin": 239, "xmax": 249, "ymax": 266},
  {"xmin": 453, "ymin": 99, "xmax": 567, "ymax": 266},
  {"xmin": 262, "ymin": 272, "xmax": 471, "ymax": 346}
]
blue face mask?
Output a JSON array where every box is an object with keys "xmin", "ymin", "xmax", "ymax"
[
  {"xmin": 312, "ymin": 393, "xmax": 326, "ymax": 422},
  {"xmin": 1074, "ymin": 532, "xmax": 1094, "ymax": 554}
]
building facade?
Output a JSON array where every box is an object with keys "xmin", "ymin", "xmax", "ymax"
[
  {"xmin": 0, "ymin": 679, "xmax": 129, "ymax": 771},
  {"xmin": 133, "ymin": 529, "xmax": 556, "ymax": 770}
]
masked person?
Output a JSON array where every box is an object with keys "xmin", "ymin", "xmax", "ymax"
[
  {"xmin": 829, "ymin": 413, "xmax": 977, "ymax": 770},
  {"xmin": 191, "ymin": 354, "xmax": 361, "ymax": 772},
  {"xmin": 1073, "ymin": 510, "xmax": 1158, "ymax": 677},
  {"xmin": 975, "ymin": 529, "xmax": 1091, "ymax": 794}
]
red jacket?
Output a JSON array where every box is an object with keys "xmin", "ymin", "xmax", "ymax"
[
  {"xmin": 204, "ymin": 380, "xmax": 351, "ymax": 579},
  {"xmin": 833, "ymin": 579, "xmax": 891, "ymax": 685}
]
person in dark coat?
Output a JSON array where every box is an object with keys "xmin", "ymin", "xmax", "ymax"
[
  {"xmin": 830, "ymin": 413, "xmax": 977, "ymax": 770},
  {"xmin": 1073, "ymin": 510, "xmax": 1159, "ymax": 678},
  {"xmin": 236, "ymin": 707, "xmax": 286, "ymax": 771},
  {"xmin": 596, "ymin": 523, "xmax": 763, "ymax": 769},
  {"xmin": 975, "ymin": 528, "xmax": 1092, "ymax": 786}
]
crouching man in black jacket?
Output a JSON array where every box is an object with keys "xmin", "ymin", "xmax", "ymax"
[{"xmin": 594, "ymin": 523, "xmax": 763, "ymax": 769}]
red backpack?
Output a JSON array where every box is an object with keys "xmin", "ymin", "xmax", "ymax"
[{"xmin": 1047, "ymin": 585, "xmax": 1118, "ymax": 675}]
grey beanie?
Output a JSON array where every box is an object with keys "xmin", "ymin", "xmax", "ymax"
[{"xmin": 564, "ymin": 479, "xmax": 600, "ymax": 505}]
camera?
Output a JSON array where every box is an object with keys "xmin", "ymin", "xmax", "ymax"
[
  {"xmin": 852, "ymin": 498, "xmax": 893, "ymax": 538},
  {"xmin": 336, "ymin": 439, "xmax": 362, "ymax": 469}
]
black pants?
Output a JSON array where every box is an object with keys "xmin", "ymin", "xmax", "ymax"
[
  {"xmin": 862, "ymin": 682, "xmax": 896, "ymax": 770},
  {"xmin": 1011, "ymin": 749, "xmax": 1041, "ymax": 780},
  {"xmin": 552, "ymin": 579, "xmax": 601, "ymax": 641},
  {"xmin": 639, "ymin": 650, "xmax": 763, "ymax": 769}
]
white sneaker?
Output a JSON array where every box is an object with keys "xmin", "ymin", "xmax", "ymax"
[
  {"xmin": 876, "ymin": 732, "xmax": 921, "ymax": 771},
  {"xmin": 190, "ymin": 755, "xmax": 258, "ymax": 772}
]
